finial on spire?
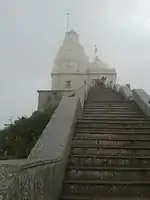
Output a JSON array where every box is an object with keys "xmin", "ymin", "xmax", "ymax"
[
  {"xmin": 66, "ymin": 12, "xmax": 70, "ymax": 32},
  {"xmin": 94, "ymin": 45, "xmax": 98, "ymax": 59}
]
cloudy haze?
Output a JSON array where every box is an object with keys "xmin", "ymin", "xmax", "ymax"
[{"xmin": 0, "ymin": 0, "xmax": 150, "ymax": 127}]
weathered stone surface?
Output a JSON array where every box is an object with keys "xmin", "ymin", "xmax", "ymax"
[
  {"xmin": 0, "ymin": 159, "xmax": 62, "ymax": 200},
  {"xmin": 29, "ymin": 96, "xmax": 81, "ymax": 160},
  {"xmin": 132, "ymin": 89, "xmax": 150, "ymax": 116}
]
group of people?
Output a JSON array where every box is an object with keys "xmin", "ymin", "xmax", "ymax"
[{"xmin": 91, "ymin": 77, "xmax": 113, "ymax": 88}]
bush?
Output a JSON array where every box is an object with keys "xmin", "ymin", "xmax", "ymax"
[{"xmin": 0, "ymin": 105, "xmax": 57, "ymax": 159}]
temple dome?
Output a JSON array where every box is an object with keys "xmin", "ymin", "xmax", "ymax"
[
  {"xmin": 86, "ymin": 56, "xmax": 114, "ymax": 74},
  {"xmin": 90, "ymin": 56, "xmax": 108, "ymax": 69}
]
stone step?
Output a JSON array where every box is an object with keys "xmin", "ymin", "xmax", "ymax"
[
  {"xmin": 87, "ymin": 99, "xmax": 125, "ymax": 102},
  {"xmin": 84, "ymin": 109, "xmax": 140, "ymax": 113},
  {"xmin": 61, "ymin": 196, "xmax": 149, "ymax": 200},
  {"xmin": 72, "ymin": 144, "xmax": 150, "ymax": 150},
  {"xmin": 72, "ymin": 141, "xmax": 150, "ymax": 148},
  {"xmin": 76, "ymin": 125, "xmax": 150, "ymax": 129},
  {"xmin": 63, "ymin": 181, "xmax": 150, "ymax": 195},
  {"xmin": 84, "ymin": 107, "xmax": 137, "ymax": 110},
  {"xmin": 88, "ymin": 93, "xmax": 121, "ymax": 95},
  {"xmin": 66, "ymin": 170, "xmax": 150, "ymax": 181},
  {"xmin": 73, "ymin": 140, "xmax": 150, "ymax": 146},
  {"xmin": 87, "ymin": 97, "xmax": 124, "ymax": 101},
  {"xmin": 84, "ymin": 107, "xmax": 139, "ymax": 110},
  {"xmin": 64, "ymin": 179, "xmax": 150, "ymax": 185},
  {"xmin": 80, "ymin": 116, "xmax": 148, "ymax": 120},
  {"xmin": 73, "ymin": 136, "xmax": 150, "ymax": 142},
  {"xmin": 85, "ymin": 106, "xmax": 133, "ymax": 109},
  {"xmin": 69, "ymin": 157, "xmax": 150, "ymax": 168},
  {"xmin": 85, "ymin": 100, "xmax": 136, "ymax": 105},
  {"xmin": 85, "ymin": 103, "xmax": 136, "ymax": 106},
  {"xmin": 81, "ymin": 114, "xmax": 145, "ymax": 117},
  {"xmin": 68, "ymin": 166, "xmax": 150, "ymax": 172},
  {"xmin": 77, "ymin": 120, "xmax": 150, "ymax": 124},
  {"xmin": 84, "ymin": 104, "xmax": 136, "ymax": 107},
  {"xmin": 76, "ymin": 124, "xmax": 150, "ymax": 129},
  {"xmin": 69, "ymin": 155, "xmax": 150, "ymax": 160},
  {"xmin": 85, "ymin": 103, "xmax": 135, "ymax": 106},
  {"xmin": 71, "ymin": 150, "xmax": 150, "ymax": 157},
  {"xmin": 83, "ymin": 111, "xmax": 142, "ymax": 114},
  {"xmin": 87, "ymin": 95, "xmax": 123, "ymax": 97},
  {"xmin": 76, "ymin": 130, "xmax": 150, "ymax": 135},
  {"xmin": 84, "ymin": 105, "xmax": 138, "ymax": 108}
]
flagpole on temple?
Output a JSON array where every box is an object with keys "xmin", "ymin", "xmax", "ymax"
[{"xmin": 66, "ymin": 12, "xmax": 70, "ymax": 32}]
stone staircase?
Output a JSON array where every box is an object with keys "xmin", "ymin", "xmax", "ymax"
[{"xmin": 60, "ymin": 88, "xmax": 150, "ymax": 200}]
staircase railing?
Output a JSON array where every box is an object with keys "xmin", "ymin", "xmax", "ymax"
[{"xmin": 114, "ymin": 84, "xmax": 150, "ymax": 116}]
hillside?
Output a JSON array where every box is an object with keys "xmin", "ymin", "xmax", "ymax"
[{"xmin": 0, "ymin": 105, "xmax": 57, "ymax": 159}]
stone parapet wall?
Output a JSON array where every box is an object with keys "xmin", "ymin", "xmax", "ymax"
[
  {"xmin": 132, "ymin": 89, "xmax": 150, "ymax": 116},
  {"xmin": 115, "ymin": 84, "xmax": 150, "ymax": 116},
  {"xmin": 0, "ymin": 82, "xmax": 91, "ymax": 200},
  {"xmin": 114, "ymin": 84, "xmax": 133, "ymax": 100},
  {"xmin": 119, "ymin": 85, "xmax": 132, "ymax": 100}
]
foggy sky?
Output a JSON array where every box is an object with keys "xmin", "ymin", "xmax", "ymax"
[{"xmin": 0, "ymin": 0, "xmax": 150, "ymax": 128}]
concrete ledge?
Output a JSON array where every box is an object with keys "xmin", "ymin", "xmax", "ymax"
[
  {"xmin": 0, "ymin": 159, "xmax": 62, "ymax": 200},
  {"xmin": 29, "ymin": 96, "xmax": 81, "ymax": 160},
  {"xmin": 119, "ymin": 85, "xmax": 132, "ymax": 100},
  {"xmin": 132, "ymin": 89, "xmax": 150, "ymax": 116}
]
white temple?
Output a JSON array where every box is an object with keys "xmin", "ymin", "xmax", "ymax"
[
  {"xmin": 51, "ymin": 29, "xmax": 116, "ymax": 90},
  {"xmin": 38, "ymin": 30, "xmax": 117, "ymax": 110}
]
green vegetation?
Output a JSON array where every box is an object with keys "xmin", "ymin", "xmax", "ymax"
[{"xmin": 0, "ymin": 105, "xmax": 57, "ymax": 159}]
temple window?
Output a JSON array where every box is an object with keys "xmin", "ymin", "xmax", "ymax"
[
  {"xmin": 66, "ymin": 60, "xmax": 71, "ymax": 67},
  {"xmin": 66, "ymin": 80, "xmax": 71, "ymax": 88}
]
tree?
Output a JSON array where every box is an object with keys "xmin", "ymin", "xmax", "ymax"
[{"xmin": 0, "ymin": 105, "xmax": 57, "ymax": 159}]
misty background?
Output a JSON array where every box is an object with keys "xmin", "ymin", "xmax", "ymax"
[{"xmin": 0, "ymin": 0, "xmax": 150, "ymax": 128}]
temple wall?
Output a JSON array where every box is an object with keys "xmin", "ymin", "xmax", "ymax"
[
  {"xmin": 51, "ymin": 74, "xmax": 87, "ymax": 90},
  {"xmin": 51, "ymin": 73, "xmax": 117, "ymax": 90}
]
